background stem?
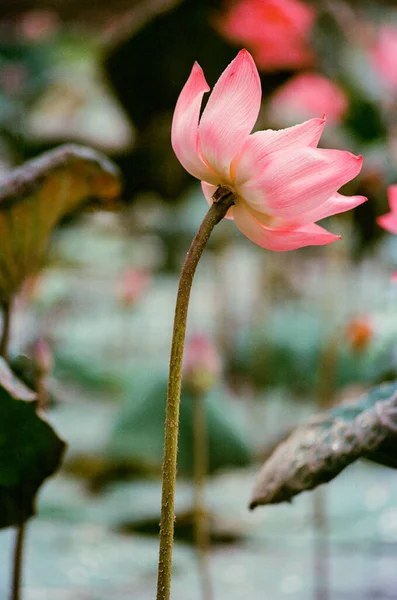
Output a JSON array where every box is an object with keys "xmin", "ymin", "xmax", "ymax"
[
  {"xmin": 0, "ymin": 301, "xmax": 26, "ymax": 600},
  {"xmin": 313, "ymin": 487, "xmax": 329, "ymax": 600},
  {"xmin": 0, "ymin": 301, "xmax": 11, "ymax": 360},
  {"xmin": 193, "ymin": 390, "xmax": 213, "ymax": 600},
  {"xmin": 156, "ymin": 195, "xmax": 234, "ymax": 600},
  {"xmin": 11, "ymin": 527, "xmax": 25, "ymax": 600}
]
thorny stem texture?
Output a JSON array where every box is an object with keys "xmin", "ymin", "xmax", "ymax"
[
  {"xmin": 156, "ymin": 191, "xmax": 234, "ymax": 600},
  {"xmin": 0, "ymin": 301, "xmax": 26, "ymax": 600}
]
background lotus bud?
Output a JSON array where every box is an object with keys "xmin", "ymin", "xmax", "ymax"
[
  {"xmin": 268, "ymin": 73, "xmax": 348, "ymax": 125},
  {"xmin": 216, "ymin": 0, "xmax": 315, "ymax": 72},
  {"xmin": 117, "ymin": 267, "xmax": 150, "ymax": 307},
  {"xmin": 17, "ymin": 10, "xmax": 60, "ymax": 42},
  {"xmin": 31, "ymin": 337, "xmax": 53, "ymax": 375},
  {"xmin": 371, "ymin": 25, "xmax": 397, "ymax": 91},
  {"xmin": 184, "ymin": 334, "xmax": 222, "ymax": 395},
  {"xmin": 345, "ymin": 316, "xmax": 373, "ymax": 353}
]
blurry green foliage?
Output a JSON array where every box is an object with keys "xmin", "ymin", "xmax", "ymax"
[
  {"xmin": 232, "ymin": 306, "xmax": 394, "ymax": 395},
  {"xmin": 108, "ymin": 376, "xmax": 252, "ymax": 476}
]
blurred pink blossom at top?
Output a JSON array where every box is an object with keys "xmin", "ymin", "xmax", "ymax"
[
  {"xmin": 172, "ymin": 50, "xmax": 366, "ymax": 252},
  {"xmin": 268, "ymin": 73, "xmax": 349, "ymax": 125},
  {"xmin": 216, "ymin": 0, "xmax": 315, "ymax": 71},
  {"xmin": 371, "ymin": 25, "xmax": 397, "ymax": 90}
]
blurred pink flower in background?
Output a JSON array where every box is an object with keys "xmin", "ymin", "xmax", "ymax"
[
  {"xmin": 172, "ymin": 50, "xmax": 366, "ymax": 252},
  {"xmin": 0, "ymin": 63, "xmax": 29, "ymax": 95},
  {"xmin": 184, "ymin": 334, "xmax": 222, "ymax": 395},
  {"xmin": 268, "ymin": 73, "xmax": 349, "ymax": 125},
  {"xmin": 371, "ymin": 25, "xmax": 397, "ymax": 90},
  {"xmin": 216, "ymin": 0, "xmax": 315, "ymax": 71},
  {"xmin": 31, "ymin": 337, "xmax": 53, "ymax": 375},
  {"xmin": 377, "ymin": 185, "xmax": 397, "ymax": 281},
  {"xmin": 17, "ymin": 10, "xmax": 60, "ymax": 42},
  {"xmin": 377, "ymin": 185, "xmax": 397, "ymax": 234},
  {"xmin": 117, "ymin": 267, "xmax": 150, "ymax": 307}
]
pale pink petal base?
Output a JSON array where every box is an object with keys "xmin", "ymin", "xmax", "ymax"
[
  {"xmin": 233, "ymin": 201, "xmax": 340, "ymax": 251},
  {"xmin": 201, "ymin": 182, "xmax": 235, "ymax": 220}
]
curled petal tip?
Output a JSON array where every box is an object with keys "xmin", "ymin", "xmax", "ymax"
[
  {"xmin": 236, "ymin": 48, "xmax": 256, "ymax": 66},
  {"xmin": 190, "ymin": 62, "xmax": 210, "ymax": 91},
  {"xmin": 355, "ymin": 154, "xmax": 364, "ymax": 171}
]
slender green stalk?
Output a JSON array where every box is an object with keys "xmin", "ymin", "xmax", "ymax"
[
  {"xmin": 0, "ymin": 301, "xmax": 26, "ymax": 600},
  {"xmin": 156, "ymin": 190, "xmax": 234, "ymax": 600},
  {"xmin": 193, "ymin": 390, "xmax": 213, "ymax": 600},
  {"xmin": 11, "ymin": 526, "xmax": 25, "ymax": 600}
]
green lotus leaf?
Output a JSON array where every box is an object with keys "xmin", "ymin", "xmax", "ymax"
[
  {"xmin": 0, "ymin": 358, "xmax": 66, "ymax": 528},
  {"xmin": 250, "ymin": 381, "xmax": 397, "ymax": 509},
  {"xmin": 0, "ymin": 144, "xmax": 121, "ymax": 302},
  {"xmin": 108, "ymin": 377, "xmax": 252, "ymax": 476}
]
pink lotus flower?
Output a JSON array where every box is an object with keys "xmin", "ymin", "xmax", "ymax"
[
  {"xmin": 216, "ymin": 0, "xmax": 315, "ymax": 72},
  {"xmin": 371, "ymin": 26, "xmax": 397, "ymax": 90},
  {"xmin": 377, "ymin": 185, "xmax": 397, "ymax": 234},
  {"xmin": 268, "ymin": 73, "xmax": 348, "ymax": 125},
  {"xmin": 172, "ymin": 50, "xmax": 366, "ymax": 251}
]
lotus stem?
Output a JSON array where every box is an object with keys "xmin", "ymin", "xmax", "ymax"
[
  {"xmin": 11, "ymin": 526, "xmax": 25, "ymax": 600},
  {"xmin": 0, "ymin": 301, "xmax": 11, "ymax": 360},
  {"xmin": 156, "ymin": 190, "xmax": 234, "ymax": 600},
  {"xmin": 0, "ymin": 301, "xmax": 26, "ymax": 600},
  {"xmin": 193, "ymin": 389, "xmax": 213, "ymax": 600}
]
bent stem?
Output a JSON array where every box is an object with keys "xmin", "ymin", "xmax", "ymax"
[
  {"xmin": 156, "ymin": 190, "xmax": 234, "ymax": 600},
  {"xmin": 0, "ymin": 301, "xmax": 26, "ymax": 600}
]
